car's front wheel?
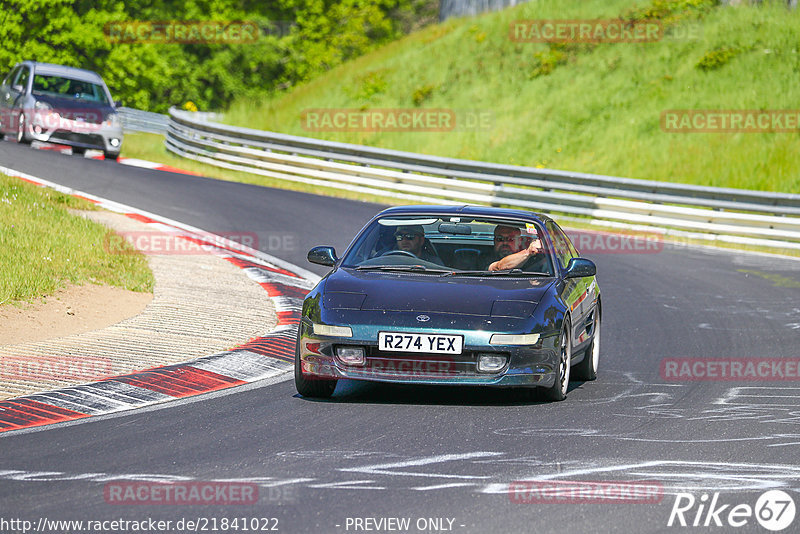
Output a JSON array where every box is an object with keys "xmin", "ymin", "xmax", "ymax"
[
  {"xmin": 294, "ymin": 338, "xmax": 337, "ymax": 398},
  {"xmin": 16, "ymin": 113, "xmax": 29, "ymax": 144},
  {"xmin": 540, "ymin": 318, "xmax": 571, "ymax": 402},
  {"xmin": 573, "ymin": 310, "xmax": 599, "ymax": 381}
]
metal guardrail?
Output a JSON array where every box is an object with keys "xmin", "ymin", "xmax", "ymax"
[
  {"xmin": 118, "ymin": 107, "xmax": 169, "ymax": 134},
  {"xmin": 119, "ymin": 107, "xmax": 219, "ymax": 134},
  {"xmin": 164, "ymin": 108, "xmax": 800, "ymax": 251}
]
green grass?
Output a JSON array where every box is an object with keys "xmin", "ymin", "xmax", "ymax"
[
  {"xmin": 0, "ymin": 175, "xmax": 154, "ymax": 305},
  {"xmin": 219, "ymin": 0, "xmax": 800, "ymax": 193}
]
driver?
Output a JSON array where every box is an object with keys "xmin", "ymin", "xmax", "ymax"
[
  {"xmin": 393, "ymin": 225, "xmax": 444, "ymax": 265},
  {"xmin": 485, "ymin": 225, "xmax": 543, "ymax": 271}
]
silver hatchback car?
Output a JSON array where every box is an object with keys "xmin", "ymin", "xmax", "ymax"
[{"xmin": 0, "ymin": 61, "xmax": 123, "ymax": 159}]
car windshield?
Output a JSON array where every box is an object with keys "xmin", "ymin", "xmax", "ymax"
[
  {"xmin": 32, "ymin": 74, "xmax": 110, "ymax": 105},
  {"xmin": 340, "ymin": 215, "xmax": 555, "ymax": 276}
]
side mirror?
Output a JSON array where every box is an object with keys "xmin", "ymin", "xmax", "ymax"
[
  {"xmin": 308, "ymin": 246, "xmax": 337, "ymax": 267},
  {"xmin": 114, "ymin": 100, "xmax": 122, "ymax": 108},
  {"xmin": 12, "ymin": 84, "xmax": 22, "ymax": 93},
  {"xmin": 565, "ymin": 257, "xmax": 596, "ymax": 279}
]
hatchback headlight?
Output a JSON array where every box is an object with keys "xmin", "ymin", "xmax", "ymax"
[{"xmin": 103, "ymin": 113, "xmax": 120, "ymax": 128}]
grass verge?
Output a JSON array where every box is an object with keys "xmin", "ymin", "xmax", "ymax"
[
  {"xmin": 0, "ymin": 174, "xmax": 154, "ymax": 305},
  {"xmin": 221, "ymin": 0, "xmax": 800, "ymax": 193}
]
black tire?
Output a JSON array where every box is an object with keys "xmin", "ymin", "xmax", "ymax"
[
  {"xmin": 104, "ymin": 151, "xmax": 119, "ymax": 161},
  {"xmin": 294, "ymin": 337, "xmax": 337, "ymax": 398},
  {"xmin": 72, "ymin": 147, "xmax": 86, "ymax": 156},
  {"xmin": 573, "ymin": 310, "xmax": 599, "ymax": 381},
  {"xmin": 540, "ymin": 317, "xmax": 572, "ymax": 402},
  {"xmin": 16, "ymin": 113, "xmax": 29, "ymax": 144}
]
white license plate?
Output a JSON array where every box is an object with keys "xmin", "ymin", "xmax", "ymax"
[{"xmin": 378, "ymin": 332, "xmax": 463, "ymax": 354}]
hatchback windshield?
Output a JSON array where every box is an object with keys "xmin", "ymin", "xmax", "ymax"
[
  {"xmin": 32, "ymin": 74, "xmax": 110, "ymax": 105},
  {"xmin": 340, "ymin": 215, "xmax": 555, "ymax": 275}
]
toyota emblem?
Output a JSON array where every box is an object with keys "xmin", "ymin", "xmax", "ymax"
[{"xmin": 416, "ymin": 315, "xmax": 430, "ymax": 322}]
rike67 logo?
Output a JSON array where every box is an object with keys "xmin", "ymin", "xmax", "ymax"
[{"xmin": 668, "ymin": 490, "xmax": 796, "ymax": 531}]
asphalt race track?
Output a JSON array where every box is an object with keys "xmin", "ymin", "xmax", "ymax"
[{"xmin": 2, "ymin": 141, "xmax": 800, "ymax": 533}]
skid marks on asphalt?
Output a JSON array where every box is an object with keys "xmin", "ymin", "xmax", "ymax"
[
  {"xmin": 563, "ymin": 372, "xmax": 800, "ymax": 443},
  {"xmin": 2, "ymin": 454, "xmax": 800, "ymax": 500}
]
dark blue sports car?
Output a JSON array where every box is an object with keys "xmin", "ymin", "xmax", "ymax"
[{"xmin": 295, "ymin": 205, "xmax": 600, "ymax": 401}]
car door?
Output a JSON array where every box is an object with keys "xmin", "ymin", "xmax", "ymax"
[
  {"xmin": 547, "ymin": 221, "xmax": 591, "ymax": 351},
  {"xmin": 4, "ymin": 65, "xmax": 31, "ymax": 136},
  {"xmin": 0, "ymin": 65, "xmax": 21, "ymax": 134}
]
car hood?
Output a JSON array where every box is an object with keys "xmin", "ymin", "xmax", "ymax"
[
  {"xmin": 33, "ymin": 94, "xmax": 115, "ymax": 123},
  {"xmin": 322, "ymin": 268, "xmax": 553, "ymax": 317}
]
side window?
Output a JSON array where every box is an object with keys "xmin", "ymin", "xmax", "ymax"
[
  {"xmin": 15, "ymin": 67, "xmax": 30, "ymax": 92},
  {"xmin": 546, "ymin": 221, "xmax": 575, "ymax": 270},
  {"xmin": 557, "ymin": 222, "xmax": 580, "ymax": 257}
]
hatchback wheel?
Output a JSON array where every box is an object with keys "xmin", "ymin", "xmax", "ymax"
[{"xmin": 16, "ymin": 113, "xmax": 29, "ymax": 144}]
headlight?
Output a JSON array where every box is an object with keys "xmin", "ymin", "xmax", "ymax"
[
  {"xmin": 103, "ymin": 113, "xmax": 120, "ymax": 127},
  {"xmin": 312, "ymin": 323, "xmax": 353, "ymax": 337},
  {"xmin": 489, "ymin": 333, "xmax": 540, "ymax": 345}
]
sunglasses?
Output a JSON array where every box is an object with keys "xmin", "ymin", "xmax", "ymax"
[{"xmin": 395, "ymin": 233, "xmax": 421, "ymax": 241}]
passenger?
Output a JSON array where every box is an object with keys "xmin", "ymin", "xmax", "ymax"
[
  {"xmin": 485, "ymin": 225, "xmax": 543, "ymax": 271},
  {"xmin": 393, "ymin": 225, "xmax": 444, "ymax": 265}
]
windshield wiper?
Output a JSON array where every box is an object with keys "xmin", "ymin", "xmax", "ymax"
[
  {"xmin": 355, "ymin": 265, "xmax": 452, "ymax": 273},
  {"xmin": 444, "ymin": 269, "xmax": 551, "ymax": 277}
]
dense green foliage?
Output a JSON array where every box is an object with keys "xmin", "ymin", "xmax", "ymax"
[{"xmin": 0, "ymin": 0, "xmax": 436, "ymax": 112}]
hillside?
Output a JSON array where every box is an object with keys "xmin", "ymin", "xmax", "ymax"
[{"xmin": 222, "ymin": 0, "xmax": 800, "ymax": 192}]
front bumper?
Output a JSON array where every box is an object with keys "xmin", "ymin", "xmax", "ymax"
[
  {"xmin": 297, "ymin": 320, "xmax": 560, "ymax": 388},
  {"xmin": 28, "ymin": 111, "xmax": 123, "ymax": 154}
]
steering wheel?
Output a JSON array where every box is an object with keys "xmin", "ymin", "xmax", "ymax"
[{"xmin": 381, "ymin": 250, "xmax": 418, "ymax": 258}]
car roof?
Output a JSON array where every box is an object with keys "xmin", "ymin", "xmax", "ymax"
[
  {"xmin": 375, "ymin": 205, "xmax": 553, "ymax": 225},
  {"xmin": 20, "ymin": 61, "xmax": 106, "ymax": 85}
]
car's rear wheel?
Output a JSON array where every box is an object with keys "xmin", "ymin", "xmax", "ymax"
[
  {"xmin": 540, "ymin": 318, "xmax": 571, "ymax": 402},
  {"xmin": 294, "ymin": 338, "xmax": 337, "ymax": 398},
  {"xmin": 16, "ymin": 113, "xmax": 29, "ymax": 144},
  {"xmin": 573, "ymin": 310, "xmax": 599, "ymax": 381}
]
